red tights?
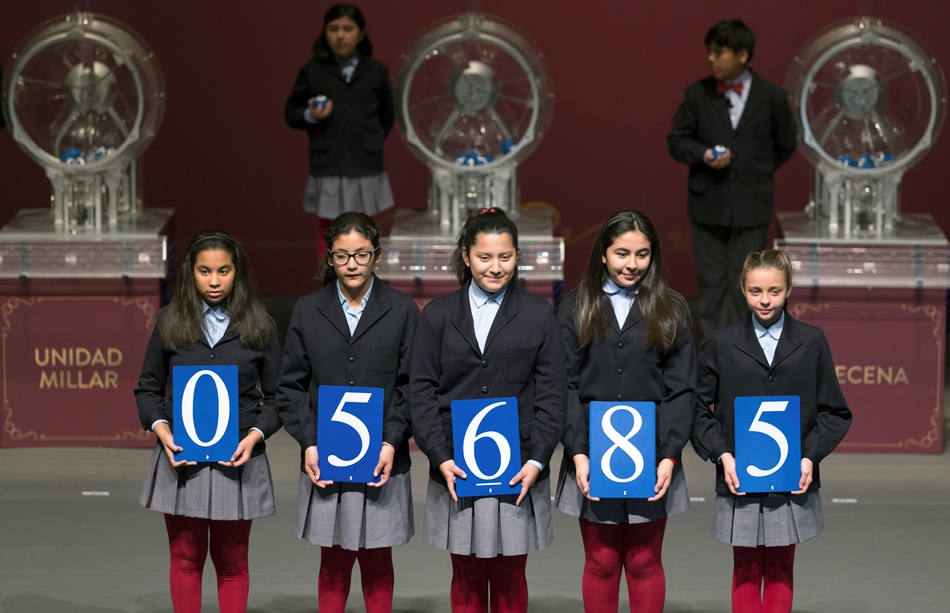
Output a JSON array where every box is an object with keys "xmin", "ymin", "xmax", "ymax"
[
  {"xmin": 163, "ymin": 514, "xmax": 252, "ymax": 613},
  {"xmin": 578, "ymin": 517, "xmax": 667, "ymax": 613},
  {"xmin": 449, "ymin": 553, "xmax": 529, "ymax": 613},
  {"xmin": 732, "ymin": 545, "xmax": 796, "ymax": 613},
  {"xmin": 318, "ymin": 545, "xmax": 395, "ymax": 613}
]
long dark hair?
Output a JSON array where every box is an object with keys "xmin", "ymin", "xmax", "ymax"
[
  {"xmin": 158, "ymin": 230, "xmax": 273, "ymax": 351},
  {"xmin": 450, "ymin": 208, "xmax": 520, "ymax": 286},
  {"xmin": 573, "ymin": 210, "xmax": 689, "ymax": 351},
  {"xmin": 319, "ymin": 212, "xmax": 382, "ymax": 286},
  {"xmin": 311, "ymin": 4, "xmax": 374, "ymax": 59}
]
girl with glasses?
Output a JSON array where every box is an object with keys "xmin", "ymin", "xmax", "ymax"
[{"xmin": 277, "ymin": 212, "xmax": 418, "ymax": 613}]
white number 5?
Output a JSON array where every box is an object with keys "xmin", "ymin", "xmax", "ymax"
[
  {"xmin": 746, "ymin": 400, "xmax": 789, "ymax": 477},
  {"xmin": 327, "ymin": 392, "xmax": 372, "ymax": 467}
]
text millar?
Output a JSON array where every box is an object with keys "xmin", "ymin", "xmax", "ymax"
[{"xmin": 35, "ymin": 347, "xmax": 123, "ymax": 390}]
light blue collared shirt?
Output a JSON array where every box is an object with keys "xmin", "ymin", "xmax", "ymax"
[
  {"xmin": 603, "ymin": 278, "xmax": 637, "ymax": 328},
  {"xmin": 203, "ymin": 304, "xmax": 229, "ymax": 347},
  {"xmin": 724, "ymin": 69, "xmax": 753, "ymax": 130},
  {"xmin": 468, "ymin": 282, "xmax": 506, "ymax": 353},
  {"xmin": 338, "ymin": 276, "xmax": 374, "ymax": 336},
  {"xmin": 753, "ymin": 311, "xmax": 785, "ymax": 366}
]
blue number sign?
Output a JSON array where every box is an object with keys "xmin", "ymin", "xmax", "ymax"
[
  {"xmin": 172, "ymin": 365, "xmax": 239, "ymax": 463},
  {"xmin": 317, "ymin": 385, "xmax": 383, "ymax": 483},
  {"xmin": 589, "ymin": 401, "xmax": 656, "ymax": 498},
  {"xmin": 735, "ymin": 396, "xmax": 801, "ymax": 493},
  {"xmin": 451, "ymin": 397, "xmax": 521, "ymax": 497}
]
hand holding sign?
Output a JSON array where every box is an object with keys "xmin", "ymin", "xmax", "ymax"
[
  {"xmin": 451, "ymin": 397, "xmax": 521, "ymax": 498},
  {"xmin": 317, "ymin": 386, "xmax": 384, "ymax": 484},
  {"xmin": 589, "ymin": 401, "xmax": 656, "ymax": 499},
  {"xmin": 735, "ymin": 396, "xmax": 802, "ymax": 494},
  {"xmin": 172, "ymin": 366, "xmax": 239, "ymax": 463}
]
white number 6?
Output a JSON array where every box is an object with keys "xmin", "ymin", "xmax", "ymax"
[
  {"xmin": 746, "ymin": 400, "xmax": 789, "ymax": 477},
  {"xmin": 462, "ymin": 401, "xmax": 512, "ymax": 480}
]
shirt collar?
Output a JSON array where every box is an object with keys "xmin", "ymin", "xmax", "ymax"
[
  {"xmin": 203, "ymin": 304, "xmax": 228, "ymax": 321},
  {"xmin": 603, "ymin": 277, "xmax": 638, "ymax": 297},
  {"xmin": 753, "ymin": 310, "xmax": 785, "ymax": 339},
  {"xmin": 469, "ymin": 281, "xmax": 507, "ymax": 308},
  {"xmin": 337, "ymin": 55, "xmax": 359, "ymax": 69},
  {"xmin": 337, "ymin": 276, "xmax": 374, "ymax": 308},
  {"xmin": 726, "ymin": 69, "xmax": 752, "ymax": 86}
]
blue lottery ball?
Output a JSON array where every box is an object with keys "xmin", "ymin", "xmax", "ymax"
[
  {"xmin": 873, "ymin": 151, "xmax": 896, "ymax": 165},
  {"xmin": 93, "ymin": 146, "xmax": 116, "ymax": 160},
  {"xmin": 711, "ymin": 145, "xmax": 727, "ymax": 159},
  {"xmin": 311, "ymin": 95, "xmax": 328, "ymax": 110},
  {"xmin": 60, "ymin": 147, "xmax": 83, "ymax": 163},
  {"xmin": 837, "ymin": 155, "xmax": 859, "ymax": 167},
  {"xmin": 501, "ymin": 139, "xmax": 517, "ymax": 154},
  {"xmin": 857, "ymin": 154, "xmax": 875, "ymax": 168}
]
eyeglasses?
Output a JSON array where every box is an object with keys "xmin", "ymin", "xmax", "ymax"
[{"xmin": 328, "ymin": 247, "xmax": 379, "ymax": 266}]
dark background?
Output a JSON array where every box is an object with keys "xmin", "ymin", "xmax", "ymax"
[{"xmin": 2, "ymin": 1, "xmax": 947, "ymax": 297}]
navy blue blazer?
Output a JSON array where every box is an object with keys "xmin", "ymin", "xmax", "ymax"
[
  {"xmin": 667, "ymin": 70, "xmax": 797, "ymax": 228},
  {"xmin": 409, "ymin": 282, "xmax": 567, "ymax": 483},
  {"xmin": 134, "ymin": 318, "xmax": 283, "ymax": 456},
  {"xmin": 692, "ymin": 313, "xmax": 852, "ymax": 495},
  {"xmin": 284, "ymin": 55, "xmax": 395, "ymax": 178},
  {"xmin": 558, "ymin": 292, "xmax": 697, "ymax": 464},
  {"xmin": 276, "ymin": 277, "xmax": 418, "ymax": 476}
]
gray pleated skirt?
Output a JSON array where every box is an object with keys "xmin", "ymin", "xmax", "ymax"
[
  {"xmin": 303, "ymin": 172, "xmax": 395, "ymax": 219},
  {"xmin": 422, "ymin": 475, "xmax": 554, "ymax": 559},
  {"xmin": 140, "ymin": 444, "xmax": 276, "ymax": 521},
  {"xmin": 295, "ymin": 471, "xmax": 414, "ymax": 551},
  {"xmin": 712, "ymin": 492, "xmax": 824, "ymax": 547},
  {"xmin": 555, "ymin": 464, "xmax": 690, "ymax": 524}
]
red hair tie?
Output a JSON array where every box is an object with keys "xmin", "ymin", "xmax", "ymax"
[{"xmin": 479, "ymin": 207, "xmax": 498, "ymax": 215}]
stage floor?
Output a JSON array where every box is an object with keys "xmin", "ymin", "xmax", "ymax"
[{"xmin": 0, "ymin": 296, "xmax": 948, "ymax": 612}]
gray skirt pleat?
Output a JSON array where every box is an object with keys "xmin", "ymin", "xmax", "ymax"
[
  {"xmin": 139, "ymin": 444, "xmax": 276, "ymax": 521},
  {"xmin": 303, "ymin": 173, "xmax": 395, "ymax": 219},
  {"xmin": 422, "ymin": 475, "xmax": 554, "ymax": 559},
  {"xmin": 295, "ymin": 471, "xmax": 414, "ymax": 551},
  {"xmin": 555, "ymin": 464, "xmax": 690, "ymax": 524},
  {"xmin": 712, "ymin": 492, "xmax": 824, "ymax": 547}
]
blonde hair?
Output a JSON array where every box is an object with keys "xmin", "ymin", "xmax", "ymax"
[{"xmin": 739, "ymin": 249, "xmax": 793, "ymax": 290}]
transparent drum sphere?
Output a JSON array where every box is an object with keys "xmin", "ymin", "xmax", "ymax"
[
  {"xmin": 395, "ymin": 12, "xmax": 554, "ymax": 172},
  {"xmin": 2, "ymin": 12, "xmax": 166, "ymax": 173},
  {"xmin": 786, "ymin": 16, "xmax": 946, "ymax": 177}
]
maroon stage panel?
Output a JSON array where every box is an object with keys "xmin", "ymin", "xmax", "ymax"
[
  {"xmin": 0, "ymin": 279, "xmax": 159, "ymax": 448},
  {"xmin": 789, "ymin": 288, "xmax": 945, "ymax": 454}
]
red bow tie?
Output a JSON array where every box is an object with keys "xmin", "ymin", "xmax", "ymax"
[{"xmin": 716, "ymin": 81, "xmax": 743, "ymax": 95}]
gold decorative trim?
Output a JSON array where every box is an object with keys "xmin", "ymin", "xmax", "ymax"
[
  {"xmin": 2, "ymin": 296, "xmax": 156, "ymax": 444},
  {"xmin": 793, "ymin": 298, "xmax": 944, "ymax": 452}
]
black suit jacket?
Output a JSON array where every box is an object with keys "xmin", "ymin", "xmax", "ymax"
[
  {"xmin": 409, "ymin": 282, "xmax": 567, "ymax": 483},
  {"xmin": 276, "ymin": 277, "xmax": 418, "ymax": 476},
  {"xmin": 558, "ymin": 292, "xmax": 696, "ymax": 463},
  {"xmin": 692, "ymin": 314, "xmax": 852, "ymax": 495},
  {"xmin": 134, "ymin": 319, "xmax": 283, "ymax": 456},
  {"xmin": 667, "ymin": 71, "xmax": 797, "ymax": 228},
  {"xmin": 284, "ymin": 55, "xmax": 395, "ymax": 177}
]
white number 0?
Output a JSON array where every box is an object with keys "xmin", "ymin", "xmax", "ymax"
[
  {"xmin": 746, "ymin": 400, "xmax": 789, "ymax": 477},
  {"xmin": 462, "ymin": 401, "xmax": 512, "ymax": 480},
  {"xmin": 327, "ymin": 392, "xmax": 372, "ymax": 467},
  {"xmin": 600, "ymin": 405, "xmax": 645, "ymax": 483},
  {"xmin": 181, "ymin": 370, "xmax": 231, "ymax": 447}
]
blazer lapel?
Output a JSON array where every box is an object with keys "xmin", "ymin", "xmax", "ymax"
[
  {"xmin": 769, "ymin": 315, "xmax": 803, "ymax": 369},
  {"xmin": 484, "ymin": 285, "xmax": 518, "ymax": 350},
  {"xmin": 704, "ymin": 78, "xmax": 734, "ymax": 132},
  {"xmin": 734, "ymin": 318, "xmax": 770, "ymax": 369},
  {"xmin": 350, "ymin": 277, "xmax": 391, "ymax": 343},
  {"xmin": 315, "ymin": 284, "xmax": 352, "ymax": 343},
  {"xmin": 735, "ymin": 72, "xmax": 765, "ymax": 134},
  {"xmin": 619, "ymin": 299, "xmax": 644, "ymax": 335},
  {"xmin": 452, "ymin": 282, "xmax": 482, "ymax": 355}
]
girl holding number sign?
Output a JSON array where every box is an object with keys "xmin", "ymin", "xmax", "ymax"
[
  {"xmin": 409, "ymin": 208, "xmax": 566, "ymax": 613},
  {"xmin": 135, "ymin": 230, "xmax": 282, "ymax": 613},
  {"xmin": 555, "ymin": 210, "xmax": 696, "ymax": 613},
  {"xmin": 691, "ymin": 249, "xmax": 852, "ymax": 613},
  {"xmin": 276, "ymin": 212, "xmax": 418, "ymax": 613}
]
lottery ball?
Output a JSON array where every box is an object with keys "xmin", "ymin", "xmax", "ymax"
[
  {"xmin": 311, "ymin": 95, "xmax": 328, "ymax": 110},
  {"xmin": 837, "ymin": 155, "xmax": 859, "ymax": 167}
]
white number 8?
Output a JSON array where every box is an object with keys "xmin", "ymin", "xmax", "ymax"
[
  {"xmin": 327, "ymin": 392, "xmax": 373, "ymax": 467},
  {"xmin": 181, "ymin": 370, "xmax": 231, "ymax": 447},
  {"xmin": 600, "ymin": 405, "xmax": 645, "ymax": 483},
  {"xmin": 462, "ymin": 401, "xmax": 512, "ymax": 480},
  {"xmin": 746, "ymin": 400, "xmax": 789, "ymax": 477}
]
